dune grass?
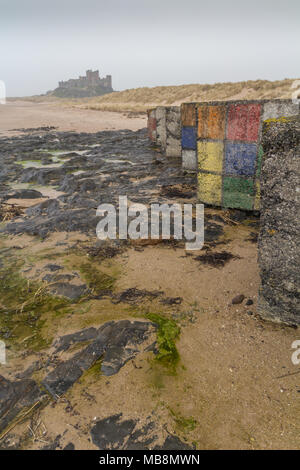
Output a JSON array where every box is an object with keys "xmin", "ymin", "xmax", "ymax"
[{"xmin": 11, "ymin": 78, "xmax": 299, "ymax": 113}]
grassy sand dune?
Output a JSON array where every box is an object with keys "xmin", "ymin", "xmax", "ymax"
[
  {"xmin": 9, "ymin": 78, "xmax": 296, "ymax": 113},
  {"xmin": 73, "ymin": 78, "xmax": 298, "ymax": 113},
  {"xmin": 13, "ymin": 78, "xmax": 299, "ymax": 114}
]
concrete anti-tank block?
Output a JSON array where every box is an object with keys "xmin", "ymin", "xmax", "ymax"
[
  {"xmin": 156, "ymin": 106, "xmax": 167, "ymax": 150},
  {"xmin": 182, "ymin": 149, "xmax": 197, "ymax": 171},
  {"xmin": 165, "ymin": 107, "xmax": 181, "ymax": 157},
  {"xmin": 262, "ymin": 101, "xmax": 299, "ymax": 120},
  {"xmin": 194, "ymin": 99, "xmax": 299, "ymax": 210},
  {"xmin": 258, "ymin": 116, "xmax": 300, "ymax": 325},
  {"xmin": 147, "ymin": 109, "xmax": 157, "ymax": 142}
]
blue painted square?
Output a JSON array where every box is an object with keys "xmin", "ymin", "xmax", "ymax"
[
  {"xmin": 225, "ymin": 142, "xmax": 257, "ymax": 176},
  {"xmin": 182, "ymin": 126, "xmax": 197, "ymax": 150}
]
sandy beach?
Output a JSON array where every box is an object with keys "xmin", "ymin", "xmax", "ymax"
[{"xmin": 0, "ymin": 100, "xmax": 146, "ymax": 137}]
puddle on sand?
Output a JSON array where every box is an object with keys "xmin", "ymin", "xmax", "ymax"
[
  {"xmin": 16, "ymin": 148, "xmax": 93, "ymax": 169},
  {"xmin": 41, "ymin": 149, "xmax": 89, "ymax": 156},
  {"xmin": 102, "ymin": 158, "xmax": 135, "ymax": 165},
  {"xmin": 16, "ymin": 160, "xmax": 65, "ymax": 169},
  {"xmin": 16, "ymin": 152, "xmax": 74, "ymax": 169},
  {"xmin": 9, "ymin": 182, "xmax": 64, "ymax": 199}
]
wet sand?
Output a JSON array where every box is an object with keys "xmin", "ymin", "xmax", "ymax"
[{"xmin": 0, "ymin": 100, "xmax": 146, "ymax": 137}]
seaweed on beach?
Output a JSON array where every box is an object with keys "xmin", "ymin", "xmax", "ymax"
[{"xmin": 193, "ymin": 250, "xmax": 240, "ymax": 268}]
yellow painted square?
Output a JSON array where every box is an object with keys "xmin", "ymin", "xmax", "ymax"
[
  {"xmin": 254, "ymin": 181, "xmax": 260, "ymax": 210},
  {"xmin": 198, "ymin": 173, "xmax": 222, "ymax": 206},
  {"xmin": 198, "ymin": 141, "xmax": 224, "ymax": 173}
]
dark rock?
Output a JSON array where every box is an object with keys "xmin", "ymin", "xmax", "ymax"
[
  {"xmin": 42, "ymin": 336, "xmax": 107, "ymax": 397},
  {"xmin": 20, "ymin": 167, "xmax": 64, "ymax": 185},
  {"xmin": 44, "ymin": 264, "xmax": 63, "ymax": 272},
  {"xmin": 9, "ymin": 189, "xmax": 43, "ymax": 199},
  {"xmin": 99, "ymin": 320, "xmax": 155, "ymax": 376},
  {"xmin": 15, "ymin": 360, "xmax": 43, "ymax": 379},
  {"xmin": 26, "ymin": 199, "xmax": 60, "ymax": 217},
  {"xmin": 53, "ymin": 327, "xmax": 99, "ymax": 352},
  {"xmin": 246, "ymin": 299, "xmax": 254, "ymax": 306},
  {"xmin": 231, "ymin": 294, "xmax": 245, "ymax": 305},
  {"xmin": 0, "ymin": 375, "xmax": 45, "ymax": 433},
  {"xmin": 47, "ymin": 282, "xmax": 88, "ymax": 300},
  {"xmin": 91, "ymin": 413, "xmax": 193, "ymax": 450},
  {"xmin": 63, "ymin": 442, "xmax": 75, "ymax": 450},
  {"xmin": 3, "ymin": 208, "xmax": 100, "ymax": 238},
  {"xmin": 42, "ymin": 321, "xmax": 156, "ymax": 397},
  {"xmin": 91, "ymin": 414, "xmax": 136, "ymax": 449},
  {"xmin": 42, "ymin": 273, "xmax": 76, "ymax": 283}
]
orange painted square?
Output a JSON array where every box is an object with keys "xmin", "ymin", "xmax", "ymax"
[
  {"xmin": 197, "ymin": 105, "xmax": 208, "ymax": 138},
  {"xmin": 197, "ymin": 105, "xmax": 226, "ymax": 140},
  {"xmin": 207, "ymin": 105, "xmax": 226, "ymax": 139}
]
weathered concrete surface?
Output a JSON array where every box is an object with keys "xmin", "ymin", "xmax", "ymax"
[
  {"xmin": 194, "ymin": 99, "xmax": 299, "ymax": 210},
  {"xmin": 147, "ymin": 109, "xmax": 156, "ymax": 142},
  {"xmin": 182, "ymin": 149, "xmax": 197, "ymax": 171},
  {"xmin": 156, "ymin": 106, "xmax": 167, "ymax": 150},
  {"xmin": 181, "ymin": 103, "xmax": 197, "ymax": 171},
  {"xmin": 258, "ymin": 116, "xmax": 300, "ymax": 325},
  {"xmin": 165, "ymin": 107, "xmax": 181, "ymax": 157}
]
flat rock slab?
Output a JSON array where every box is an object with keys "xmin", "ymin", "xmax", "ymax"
[
  {"xmin": 47, "ymin": 282, "xmax": 88, "ymax": 300},
  {"xmin": 0, "ymin": 375, "xmax": 46, "ymax": 433},
  {"xmin": 91, "ymin": 413, "xmax": 193, "ymax": 450},
  {"xmin": 42, "ymin": 336, "xmax": 106, "ymax": 398},
  {"xmin": 42, "ymin": 320, "xmax": 156, "ymax": 398}
]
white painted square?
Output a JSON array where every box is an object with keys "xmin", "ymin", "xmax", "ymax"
[{"xmin": 182, "ymin": 149, "xmax": 197, "ymax": 171}]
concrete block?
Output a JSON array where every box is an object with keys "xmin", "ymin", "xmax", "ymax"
[
  {"xmin": 156, "ymin": 106, "xmax": 167, "ymax": 150},
  {"xmin": 181, "ymin": 103, "xmax": 197, "ymax": 127},
  {"xmin": 262, "ymin": 101, "xmax": 299, "ymax": 121},
  {"xmin": 198, "ymin": 141, "xmax": 224, "ymax": 173},
  {"xmin": 194, "ymin": 99, "xmax": 299, "ymax": 210},
  {"xmin": 197, "ymin": 173, "xmax": 222, "ymax": 206},
  {"xmin": 224, "ymin": 142, "xmax": 258, "ymax": 177},
  {"xmin": 182, "ymin": 149, "xmax": 197, "ymax": 171},
  {"xmin": 226, "ymin": 103, "xmax": 261, "ymax": 142},
  {"xmin": 198, "ymin": 104, "xmax": 226, "ymax": 140},
  {"xmin": 258, "ymin": 116, "xmax": 300, "ymax": 325},
  {"xmin": 166, "ymin": 106, "xmax": 181, "ymax": 157},
  {"xmin": 147, "ymin": 109, "xmax": 156, "ymax": 142},
  {"xmin": 182, "ymin": 126, "xmax": 197, "ymax": 150}
]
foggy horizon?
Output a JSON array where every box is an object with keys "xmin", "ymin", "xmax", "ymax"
[{"xmin": 1, "ymin": 0, "xmax": 299, "ymax": 97}]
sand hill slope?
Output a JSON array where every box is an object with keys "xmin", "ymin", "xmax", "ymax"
[{"xmin": 73, "ymin": 78, "xmax": 299, "ymax": 113}]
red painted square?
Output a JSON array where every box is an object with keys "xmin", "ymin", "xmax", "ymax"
[
  {"xmin": 226, "ymin": 103, "xmax": 261, "ymax": 142},
  {"xmin": 147, "ymin": 111, "xmax": 156, "ymax": 141}
]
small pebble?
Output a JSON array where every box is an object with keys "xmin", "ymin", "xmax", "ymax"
[{"xmin": 231, "ymin": 294, "xmax": 245, "ymax": 305}]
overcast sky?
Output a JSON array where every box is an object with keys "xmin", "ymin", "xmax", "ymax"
[{"xmin": 0, "ymin": 0, "xmax": 299, "ymax": 96}]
